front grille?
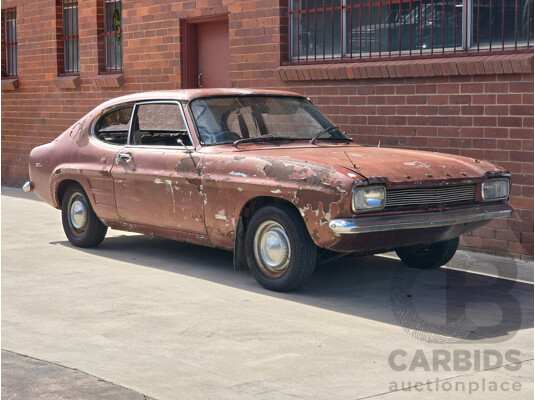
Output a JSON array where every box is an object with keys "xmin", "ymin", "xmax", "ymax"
[{"xmin": 385, "ymin": 185, "xmax": 476, "ymax": 208}]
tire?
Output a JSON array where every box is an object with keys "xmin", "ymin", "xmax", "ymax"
[
  {"xmin": 395, "ymin": 237, "xmax": 459, "ymax": 270},
  {"xmin": 61, "ymin": 183, "xmax": 107, "ymax": 248},
  {"xmin": 245, "ymin": 204, "xmax": 317, "ymax": 292}
]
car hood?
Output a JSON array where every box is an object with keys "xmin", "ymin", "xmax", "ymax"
[{"xmin": 227, "ymin": 145, "xmax": 504, "ymax": 187}]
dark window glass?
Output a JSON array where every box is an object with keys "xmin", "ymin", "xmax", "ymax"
[
  {"xmin": 104, "ymin": 0, "xmax": 123, "ymax": 71},
  {"xmin": 130, "ymin": 103, "xmax": 190, "ymax": 146},
  {"xmin": 3, "ymin": 8, "xmax": 18, "ymax": 77},
  {"xmin": 95, "ymin": 105, "xmax": 133, "ymax": 145},
  {"xmin": 289, "ymin": 0, "xmax": 533, "ymax": 61},
  {"xmin": 62, "ymin": 0, "xmax": 79, "ymax": 74},
  {"xmin": 473, "ymin": 0, "xmax": 534, "ymax": 49},
  {"xmin": 190, "ymin": 96, "xmax": 344, "ymax": 145}
]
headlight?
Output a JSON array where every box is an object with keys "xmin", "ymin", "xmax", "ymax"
[
  {"xmin": 352, "ymin": 186, "xmax": 386, "ymax": 212},
  {"xmin": 482, "ymin": 178, "xmax": 510, "ymax": 201}
]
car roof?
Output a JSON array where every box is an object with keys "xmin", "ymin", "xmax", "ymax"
[{"xmin": 100, "ymin": 89, "xmax": 306, "ymax": 108}]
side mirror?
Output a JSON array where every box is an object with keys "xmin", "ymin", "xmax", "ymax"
[{"xmin": 176, "ymin": 139, "xmax": 193, "ymax": 153}]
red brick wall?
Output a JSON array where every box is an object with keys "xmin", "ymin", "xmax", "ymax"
[{"xmin": 1, "ymin": 0, "xmax": 533, "ymax": 259}]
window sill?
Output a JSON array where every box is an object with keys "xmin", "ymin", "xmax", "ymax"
[
  {"xmin": 94, "ymin": 73, "xmax": 125, "ymax": 88},
  {"xmin": 1, "ymin": 77, "xmax": 19, "ymax": 91},
  {"xmin": 53, "ymin": 75, "xmax": 80, "ymax": 89},
  {"xmin": 275, "ymin": 53, "xmax": 534, "ymax": 82}
]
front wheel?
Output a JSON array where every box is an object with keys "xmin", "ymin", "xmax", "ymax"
[
  {"xmin": 395, "ymin": 237, "xmax": 459, "ymax": 270},
  {"xmin": 245, "ymin": 204, "xmax": 317, "ymax": 292},
  {"xmin": 62, "ymin": 183, "xmax": 107, "ymax": 248}
]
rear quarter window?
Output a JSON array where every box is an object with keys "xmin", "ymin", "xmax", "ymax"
[{"xmin": 94, "ymin": 105, "xmax": 133, "ymax": 145}]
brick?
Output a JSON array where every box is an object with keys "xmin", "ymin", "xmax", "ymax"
[
  {"xmin": 497, "ymin": 94, "xmax": 523, "ymax": 104},
  {"xmin": 449, "ymin": 95, "xmax": 472, "ymax": 104},
  {"xmin": 1, "ymin": 5, "xmax": 533, "ymax": 260},
  {"xmin": 437, "ymin": 84, "xmax": 459, "ymax": 94},
  {"xmin": 508, "ymin": 241, "xmax": 534, "ymax": 256},
  {"xmin": 510, "ymin": 105, "xmax": 534, "ymax": 115},
  {"xmin": 461, "ymin": 236, "xmax": 484, "ymax": 248},
  {"xmin": 427, "ymin": 95, "xmax": 450, "ymax": 105},
  {"xmin": 510, "ymin": 82, "xmax": 534, "ymax": 93},
  {"xmin": 498, "ymin": 116, "xmax": 524, "ymax": 127},
  {"xmin": 483, "ymin": 238, "xmax": 508, "ymax": 252}
]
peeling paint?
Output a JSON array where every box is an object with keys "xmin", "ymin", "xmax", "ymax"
[
  {"xmin": 229, "ymin": 171, "xmax": 247, "ymax": 177},
  {"xmin": 154, "ymin": 178, "xmax": 176, "ymax": 213}
]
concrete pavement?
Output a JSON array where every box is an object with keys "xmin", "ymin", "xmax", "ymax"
[
  {"xmin": 2, "ymin": 350, "xmax": 155, "ymax": 399},
  {"xmin": 2, "ymin": 187, "xmax": 533, "ymax": 399}
]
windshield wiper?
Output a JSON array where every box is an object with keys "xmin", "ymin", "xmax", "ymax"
[
  {"xmin": 233, "ymin": 135, "xmax": 294, "ymax": 148},
  {"xmin": 310, "ymin": 126, "xmax": 353, "ymax": 145}
]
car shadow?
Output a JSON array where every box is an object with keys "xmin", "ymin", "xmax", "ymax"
[{"xmin": 51, "ymin": 234, "xmax": 533, "ymax": 343}]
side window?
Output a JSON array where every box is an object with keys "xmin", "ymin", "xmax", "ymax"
[
  {"xmin": 94, "ymin": 105, "xmax": 133, "ymax": 145},
  {"xmin": 131, "ymin": 103, "xmax": 191, "ymax": 146}
]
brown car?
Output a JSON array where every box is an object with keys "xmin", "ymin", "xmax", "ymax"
[{"xmin": 24, "ymin": 89, "xmax": 513, "ymax": 291}]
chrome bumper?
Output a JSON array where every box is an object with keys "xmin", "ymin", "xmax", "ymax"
[
  {"xmin": 22, "ymin": 181, "xmax": 33, "ymax": 192},
  {"xmin": 329, "ymin": 203, "xmax": 513, "ymax": 234}
]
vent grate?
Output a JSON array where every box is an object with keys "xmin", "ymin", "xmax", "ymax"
[{"xmin": 385, "ymin": 185, "xmax": 476, "ymax": 208}]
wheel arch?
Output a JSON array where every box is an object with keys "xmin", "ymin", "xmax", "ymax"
[
  {"xmin": 238, "ymin": 196, "xmax": 302, "ymax": 229},
  {"xmin": 233, "ymin": 196, "xmax": 311, "ymax": 271},
  {"xmin": 56, "ymin": 179, "xmax": 81, "ymax": 208}
]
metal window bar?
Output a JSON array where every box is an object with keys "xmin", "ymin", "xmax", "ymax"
[
  {"xmin": 101, "ymin": 0, "xmax": 123, "ymax": 72},
  {"xmin": 3, "ymin": 8, "xmax": 17, "ymax": 77},
  {"xmin": 287, "ymin": 0, "xmax": 534, "ymax": 63},
  {"xmin": 60, "ymin": 0, "xmax": 79, "ymax": 74}
]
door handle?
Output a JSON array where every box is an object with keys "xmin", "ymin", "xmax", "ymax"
[
  {"xmin": 197, "ymin": 71, "xmax": 202, "ymax": 88},
  {"xmin": 115, "ymin": 152, "xmax": 133, "ymax": 164}
]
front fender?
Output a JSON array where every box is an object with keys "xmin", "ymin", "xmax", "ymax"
[{"xmin": 201, "ymin": 154, "xmax": 356, "ymax": 249}]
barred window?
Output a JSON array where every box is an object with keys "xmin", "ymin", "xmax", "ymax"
[
  {"xmin": 288, "ymin": 0, "xmax": 534, "ymax": 62},
  {"xmin": 2, "ymin": 8, "xmax": 17, "ymax": 77},
  {"xmin": 103, "ymin": 0, "xmax": 123, "ymax": 71},
  {"xmin": 61, "ymin": 1, "xmax": 79, "ymax": 74}
]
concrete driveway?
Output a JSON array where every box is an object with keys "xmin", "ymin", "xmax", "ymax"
[{"xmin": 2, "ymin": 187, "xmax": 533, "ymax": 399}]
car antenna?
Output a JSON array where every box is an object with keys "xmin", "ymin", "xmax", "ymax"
[{"xmin": 343, "ymin": 151, "xmax": 359, "ymax": 170}]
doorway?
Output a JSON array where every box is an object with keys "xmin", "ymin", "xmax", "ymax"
[{"xmin": 182, "ymin": 17, "xmax": 230, "ymax": 89}]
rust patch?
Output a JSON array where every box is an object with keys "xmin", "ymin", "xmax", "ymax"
[
  {"xmin": 185, "ymin": 178, "xmax": 202, "ymax": 186},
  {"xmin": 295, "ymin": 188, "xmax": 343, "ymax": 215},
  {"xmin": 262, "ymin": 158, "xmax": 345, "ymax": 193},
  {"xmin": 77, "ymin": 131, "xmax": 89, "ymax": 148},
  {"xmin": 175, "ymin": 156, "xmax": 200, "ymax": 174}
]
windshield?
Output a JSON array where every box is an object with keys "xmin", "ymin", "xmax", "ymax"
[{"xmin": 189, "ymin": 96, "xmax": 347, "ymax": 145}]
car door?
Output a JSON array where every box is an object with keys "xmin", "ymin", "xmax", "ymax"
[{"xmin": 111, "ymin": 101, "xmax": 206, "ymax": 234}]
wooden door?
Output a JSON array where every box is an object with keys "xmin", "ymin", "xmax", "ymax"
[{"xmin": 183, "ymin": 18, "xmax": 230, "ymax": 88}]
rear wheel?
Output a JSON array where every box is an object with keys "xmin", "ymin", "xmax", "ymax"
[
  {"xmin": 62, "ymin": 183, "xmax": 107, "ymax": 248},
  {"xmin": 395, "ymin": 237, "xmax": 459, "ymax": 270},
  {"xmin": 245, "ymin": 204, "xmax": 317, "ymax": 292}
]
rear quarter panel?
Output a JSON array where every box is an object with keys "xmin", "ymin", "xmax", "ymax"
[{"xmin": 29, "ymin": 114, "xmax": 120, "ymax": 222}]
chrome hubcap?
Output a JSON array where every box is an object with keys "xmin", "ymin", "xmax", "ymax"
[
  {"xmin": 254, "ymin": 221, "xmax": 291, "ymax": 277},
  {"xmin": 69, "ymin": 195, "xmax": 88, "ymax": 231}
]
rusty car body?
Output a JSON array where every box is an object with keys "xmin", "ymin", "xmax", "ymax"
[{"xmin": 25, "ymin": 89, "xmax": 513, "ymax": 291}]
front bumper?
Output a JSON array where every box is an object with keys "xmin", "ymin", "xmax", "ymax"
[
  {"xmin": 329, "ymin": 203, "xmax": 513, "ymax": 234},
  {"xmin": 22, "ymin": 181, "xmax": 33, "ymax": 192}
]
